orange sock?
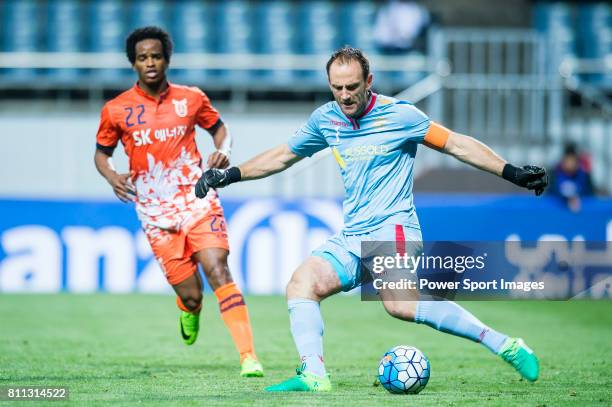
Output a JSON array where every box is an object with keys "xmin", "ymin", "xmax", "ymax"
[
  {"xmin": 214, "ymin": 282, "xmax": 256, "ymax": 362},
  {"xmin": 176, "ymin": 296, "xmax": 201, "ymax": 314}
]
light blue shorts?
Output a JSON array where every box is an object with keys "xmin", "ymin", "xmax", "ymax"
[{"xmin": 313, "ymin": 224, "xmax": 423, "ymax": 292}]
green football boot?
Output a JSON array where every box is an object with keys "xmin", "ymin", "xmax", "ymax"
[
  {"xmin": 499, "ymin": 337, "xmax": 539, "ymax": 382},
  {"xmin": 265, "ymin": 365, "xmax": 331, "ymax": 392},
  {"xmin": 179, "ymin": 311, "xmax": 199, "ymax": 346},
  {"xmin": 240, "ymin": 354, "xmax": 264, "ymax": 377}
]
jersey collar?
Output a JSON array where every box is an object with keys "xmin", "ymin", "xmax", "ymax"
[
  {"xmin": 344, "ymin": 91, "xmax": 377, "ymax": 130},
  {"xmin": 133, "ymin": 81, "xmax": 172, "ymax": 102}
]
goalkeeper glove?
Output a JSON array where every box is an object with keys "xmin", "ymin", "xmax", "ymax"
[
  {"xmin": 195, "ymin": 167, "xmax": 241, "ymax": 198},
  {"xmin": 502, "ymin": 164, "xmax": 548, "ymax": 196}
]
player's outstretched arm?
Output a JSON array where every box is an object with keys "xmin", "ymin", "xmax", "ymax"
[
  {"xmin": 195, "ymin": 143, "xmax": 302, "ymax": 198},
  {"xmin": 439, "ymin": 131, "xmax": 548, "ymax": 195}
]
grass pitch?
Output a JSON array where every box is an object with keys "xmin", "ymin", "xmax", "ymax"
[{"xmin": 0, "ymin": 295, "xmax": 610, "ymax": 406}]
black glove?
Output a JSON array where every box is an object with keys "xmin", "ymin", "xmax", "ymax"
[
  {"xmin": 195, "ymin": 167, "xmax": 241, "ymax": 198},
  {"xmin": 502, "ymin": 164, "xmax": 548, "ymax": 196}
]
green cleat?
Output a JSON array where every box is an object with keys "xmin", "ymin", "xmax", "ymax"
[
  {"xmin": 240, "ymin": 355, "xmax": 264, "ymax": 377},
  {"xmin": 499, "ymin": 337, "xmax": 539, "ymax": 382},
  {"xmin": 179, "ymin": 311, "xmax": 199, "ymax": 346},
  {"xmin": 265, "ymin": 366, "xmax": 331, "ymax": 392}
]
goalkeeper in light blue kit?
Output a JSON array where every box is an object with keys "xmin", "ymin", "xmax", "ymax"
[{"xmin": 195, "ymin": 47, "xmax": 547, "ymax": 392}]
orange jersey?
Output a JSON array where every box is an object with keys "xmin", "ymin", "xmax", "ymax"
[{"xmin": 96, "ymin": 82, "xmax": 223, "ymax": 230}]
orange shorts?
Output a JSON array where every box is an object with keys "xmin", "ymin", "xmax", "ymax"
[{"xmin": 145, "ymin": 211, "xmax": 229, "ymax": 286}]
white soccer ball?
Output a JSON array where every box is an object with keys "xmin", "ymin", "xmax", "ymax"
[{"xmin": 378, "ymin": 345, "xmax": 430, "ymax": 394}]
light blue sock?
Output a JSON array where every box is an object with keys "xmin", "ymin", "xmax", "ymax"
[
  {"xmin": 288, "ymin": 298, "xmax": 326, "ymax": 377},
  {"xmin": 415, "ymin": 300, "xmax": 508, "ymax": 354}
]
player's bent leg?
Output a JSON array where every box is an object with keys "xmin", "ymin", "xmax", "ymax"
[
  {"xmin": 380, "ymin": 294, "xmax": 539, "ymax": 381},
  {"xmin": 172, "ymin": 273, "xmax": 203, "ymax": 346},
  {"xmin": 193, "ymin": 248, "xmax": 263, "ymax": 377},
  {"xmin": 377, "ymin": 224, "xmax": 539, "ymax": 382},
  {"xmin": 266, "ymin": 257, "xmax": 340, "ymax": 392},
  {"xmin": 373, "ymin": 263, "xmax": 539, "ymax": 379}
]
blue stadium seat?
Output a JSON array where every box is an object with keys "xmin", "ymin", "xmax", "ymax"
[
  {"xmin": 587, "ymin": 27, "xmax": 612, "ymax": 88},
  {"xmin": 340, "ymin": 1, "xmax": 377, "ymax": 54},
  {"xmin": 46, "ymin": 0, "xmax": 83, "ymax": 83},
  {"xmin": 216, "ymin": 1, "xmax": 254, "ymax": 52},
  {"xmin": 253, "ymin": 1, "xmax": 295, "ymax": 85},
  {"xmin": 172, "ymin": 1, "xmax": 212, "ymax": 54},
  {"xmin": 89, "ymin": 0, "xmax": 128, "ymax": 83},
  {"xmin": 577, "ymin": 3, "xmax": 611, "ymax": 57},
  {"xmin": 171, "ymin": 0, "xmax": 214, "ymax": 84},
  {"xmin": 533, "ymin": 2, "xmax": 575, "ymax": 75},
  {"xmin": 1, "ymin": 0, "xmax": 41, "ymax": 81},
  {"xmin": 127, "ymin": 0, "xmax": 168, "ymax": 33},
  {"xmin": 298, "ymin": 1, "xmax": 340, "ymax": 54},
  {"xmin": 298, "ymin": 1, "xmax": 340, "ymax": 85},
  {"xmin": 575, "ymin": 3, "xmax": 611, "ymax": 87},
  {"xmin": 533, "ymin": 2, "xmax": 572, "ymax": 32},
  {"xmin": 577, "ymin": 3, "xmax": 611, "ymax": 34},
  {"xmin": 215, "ymin": 0, "xmax": 254, "ymax": 85},
  {"xmin": 1, "ymin": 0, "xmax": 40, "ymax": 52}
]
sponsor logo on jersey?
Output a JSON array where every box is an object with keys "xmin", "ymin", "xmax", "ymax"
[
  {"xmin": 329, "ymin": 120, "xmax": 349, "ymax": 128},
  {"xmin": 342, "ymin": 144, "xmax": 390, "ymax": 162},
  {"xmin": 132, "ymin": 126, "xmax": 187, "ymax": 146}
]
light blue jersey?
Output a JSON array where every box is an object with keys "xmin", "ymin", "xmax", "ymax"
[{"xmin": 288, "ymin": 93, "xmax": 430, "ymax": 235}]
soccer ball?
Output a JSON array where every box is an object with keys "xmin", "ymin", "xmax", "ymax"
[{"xmin": 378, "ymin": 345, "xmax": 430, "ymax": 394}]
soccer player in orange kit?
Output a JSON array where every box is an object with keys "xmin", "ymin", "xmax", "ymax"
[{"xmin": 94, "ymin": 26, "xmax": 263, "ymax": 377}]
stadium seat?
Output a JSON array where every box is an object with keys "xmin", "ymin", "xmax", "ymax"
[
  {"xmin": 3, "ymin": 0, "xmax": 603, "ymax": 93},
  {"xmin": 577, "ymin": 3, "xmax": 611, "ymax": 58},
  {"xmin": 341, "ymin": 1, "xmax": 423, "ymax": 91},
  {"xmin": 1, "ymin": 0, "xmax": 41, "ymax": 81},
  {"xmin": 127, "ymin": 0, "xmax": 168, "ymax": 33},
  {"xmin": 171, "ymin": 0, "xmax": 214, "ymax": 84},
  {"xmin": 533, "ymin": 2, "xmax": 572, "ymax": 32},
  {"xmin": 215, "ymin": 0, "xmax": 254, "ymax": 85},
  {"xmin": 576, "ymin": 3, "xmax": 612, "ymax": 88},
  {"xmin": 590, "ymin": 27, "xmax": 612, "ymax": 88},
  {"xmin": 89, "ymin": 0, "xmax": 128, "ymax": 83},
  {"xmin": 577, "ymin": 3, "xmax": 611, "ymax": 34},
  {"xmin": 340, "ymin": 1, "xmax": 377, "ymax": 54},
  {"xmin": 46, "ymin": 0, "xmax": 83, "ymax": 83},
  {"xmin": 253, "ymin": 1, "xmax": 295, "ymax": 85},
  {"xmin": 533, "ymin": 2, "xmax": 576, "ymax": 75},
  {"xmin": 172, "ymin": 1, "xmax": 212, "ymax": 54},
  {"xmin": 297, "ymin": 1, "xmax": 341, "ymax": 85}
]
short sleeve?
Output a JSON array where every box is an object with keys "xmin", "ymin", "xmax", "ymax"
[
  {"xmin": 288, "ymin": 110, "xmax": 328, "ymax": 157},
  {"xmin": 96, "ymin": 104, "xmax": 120, "ymax": 151},
  {"xmin": 396, "ymin": 102, "xmax": 431, "ymax": 144},
  {"xmin": 195, "ymin": 89, "xmax": 221, "ymax": 131}
]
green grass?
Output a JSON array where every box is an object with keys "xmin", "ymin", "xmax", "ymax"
[{"xmin": 0, "ymin": 295, "xmax": 610, "ymax": 406}]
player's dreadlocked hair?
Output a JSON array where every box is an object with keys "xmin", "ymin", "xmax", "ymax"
[
  {"xmin": 125, "ymin": 26, "xmax": 173, "ymax": 65},
  {"xmin": 326, "ymin": 46, "xmax": 370, "ymax": 81}
]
